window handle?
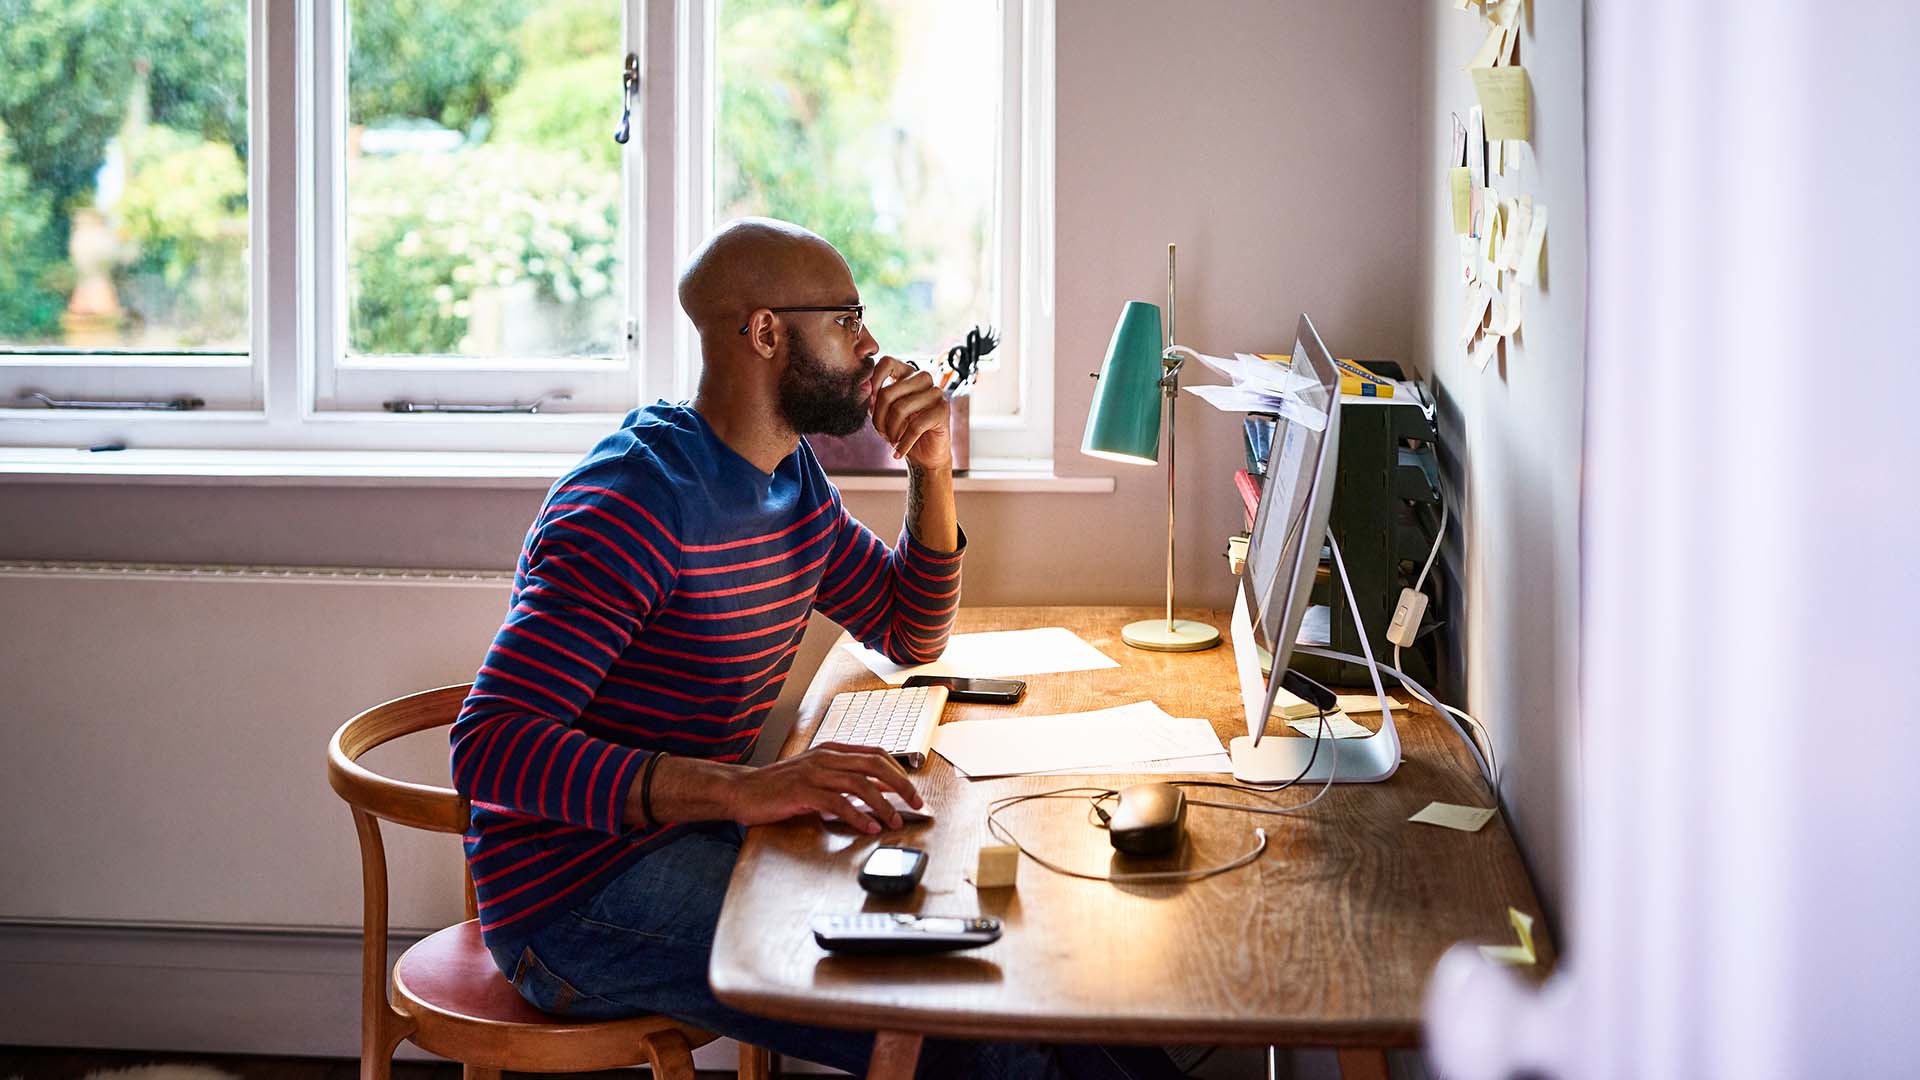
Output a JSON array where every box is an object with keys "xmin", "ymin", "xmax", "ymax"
[
  {"xmin": 382, "ymin": 392, "xmax": 572, "ymax": 415},
  {"xmin": 614, "ymin": 53, "xmax": 639, "ymax": 145},
  {"xmin": 19, "ymin": 391, "xmax": 205, "ymax": 411}
]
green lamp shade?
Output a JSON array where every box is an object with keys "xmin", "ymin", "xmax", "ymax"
[{"xmin": 1081, "ymin": 300, "xmax": 1164, "ymax": 465}]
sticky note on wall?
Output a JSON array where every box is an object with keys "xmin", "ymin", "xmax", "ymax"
[
  {"xmin": 1449, "ymin": 168, "xmax": 1472, "ymax": 234},
  {"xmin": 1517, "ymin": 204, "xmax": 1549, "ymax": 285},
  {"xmin": 1471, "ymin": 66, "xmax": 1531, "ymax": 141}
]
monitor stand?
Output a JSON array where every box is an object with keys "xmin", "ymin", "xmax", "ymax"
[{"xmin": 1226, "ymin": 587, "xmax": 1402, "ymax": 784}]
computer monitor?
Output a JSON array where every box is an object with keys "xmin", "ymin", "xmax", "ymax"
[{"xmin": 1228, "ymin": 314, "xmax": 1401, "ymax": 783}]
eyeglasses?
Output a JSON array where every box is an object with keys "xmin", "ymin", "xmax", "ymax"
[{"xmin": 738, "ymin": 304, "xmax": 865, "ymax": 338}]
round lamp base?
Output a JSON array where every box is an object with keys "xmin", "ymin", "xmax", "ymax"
[{"xmin": 1121, "ymin": 618, "xmax": 1222, "ymax": 653}]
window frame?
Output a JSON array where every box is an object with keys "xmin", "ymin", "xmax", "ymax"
[{"xmin": 0, "ymin": 0, "xmax": 1054, "ymax": 463}]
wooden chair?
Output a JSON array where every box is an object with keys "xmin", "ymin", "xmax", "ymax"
[{"xmin": 327, "ymin": 683, "xmax": 772, "ymax": 1080}]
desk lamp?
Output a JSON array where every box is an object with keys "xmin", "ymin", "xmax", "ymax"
[{"xmin": 1081, "ymin": 244, "xmax": 1221, "ymax": 652}]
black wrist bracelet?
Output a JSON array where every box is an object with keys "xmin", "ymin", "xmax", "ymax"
[{"xmin": 640, "ymin": 751, "xmax": 668, "ymax": 828}]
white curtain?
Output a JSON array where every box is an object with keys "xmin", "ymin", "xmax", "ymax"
[{"xmin": 1428, "ymin": 3, "xmax": 1920, "ymax": 1077}]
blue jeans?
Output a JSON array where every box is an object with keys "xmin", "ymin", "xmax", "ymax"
[{"xmin": 486, "ymin": 823, "xmax": 1184, "ymax": 1080}]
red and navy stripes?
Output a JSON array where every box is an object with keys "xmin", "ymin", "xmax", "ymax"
[{"xmin": 449, "ymin": 404, "xmax": 961, "ymax": 945}]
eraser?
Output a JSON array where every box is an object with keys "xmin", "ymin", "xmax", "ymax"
[{"xmin": 972, "ymin": 843, "xmax": 1019, "ymax": 889}]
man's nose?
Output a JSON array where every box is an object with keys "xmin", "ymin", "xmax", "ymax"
[{"xmin": 857, "ymin": 323, "xmax": 879, "ymax": 359}]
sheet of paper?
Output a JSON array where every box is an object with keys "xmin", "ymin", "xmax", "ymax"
[
  {"xmin": 1489, "ymin": 136, "xmax": 1503, "ymax": 176},
  {"xmin": 1472, "ymin": 67, "xmax": 1531, "ymax": 141},
  {"xmin": 1448, "ymin": 167, "xmax": 1472, "ymax": 234},
  {"xmin": 1487, "ymin": 0, "xmax": 1522, "ymax": 29},
  {"xmin": 1458, "ymin": 283, "xmax": 1490, "ymax": 345},
  {"xmin": 1286, "ymin": 713, "xmax": 1374, "ymax": 740},
  {"xmin": 1182, "ymin": 384, "xmax": 1328, "ymax": 431},
  {"xmin": 1032, "ymin": 750, "xmax": 1235, "ymax": 777},
  {"xmin": 1479, "ymin": 906, "xmax": 1538, "ymax": 966},
  {"xmin": 1459, "ymin": 235, "xmax": 1478, "ymax": 284},
  {"xmin": 1410, "ymin": 801, "xmax": 1497, "ymax": 832},
  {"xmin": 1517, "ymin": 203, "xmax": 1549, "ymax": 285},
  {"xmin": 842, "ymin": 626, "xmax": 1117, "ymax": 685},
  {"xmin": 931, "ymin": 701, "xmax": 1228, "ymax": 778},
  {"xmin": 1465, "ymin": 24, "xmax": 1506, "ymax": 69},
  {"xmin": 1482, "ymin": 198, "xmax": 1504, "ymax": 262}
]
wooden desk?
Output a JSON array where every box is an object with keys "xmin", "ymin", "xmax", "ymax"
[{"xmin": 710, "ymin": 607, "xmax": 1551, "ymax": 1079}]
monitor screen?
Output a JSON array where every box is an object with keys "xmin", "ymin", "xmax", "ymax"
[{"xmin": 1233, "ymin": 314, "xmax": 1341, "ymax": 741}]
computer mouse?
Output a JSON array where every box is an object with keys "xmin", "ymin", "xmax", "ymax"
[{"xmin": 1109, "ymin": 782, "xmax": 1186, "ymax": 856}]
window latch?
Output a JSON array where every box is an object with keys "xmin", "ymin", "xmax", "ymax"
[
  {"xmin": 382, "ymin": 392, "xmax": 572, "ymax": 415},
  {"xmin": 19, "ymin": 391, "xmax": 205, "ymax": 411},
  {"xmin": 614, "ymin": 52, "xmax": 639, "ymax": 145}
]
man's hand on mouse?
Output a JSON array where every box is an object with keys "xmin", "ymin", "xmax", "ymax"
[
  {"xmin": 868, "ymin": 355, "xmax": 951, "ymax": 470},
  {"xmin": 722, "ymin": 742, "xmax": 923, "ymax": 834}
]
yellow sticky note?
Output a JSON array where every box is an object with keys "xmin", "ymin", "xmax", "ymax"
[
  {"xmin": 1471, "ymin": 66, "xmax": 1531, "ymax": 141},
  {"xmin": 1335, "ymin": 693, "xmax": 1390, "ymax": 714},
  {"xmin": 1449, "ymin": 168, "xmax": 1472, "ymax": 234},
  {"xmin": 1517, "ymin": 204, "xmax": 1549, "ymax": 285},
  {"xmin": 1478, "ymin": 906, "xmax": 1537, "ymax": 966},
  {"xmin": 1409, "ymin": 802, "xmax": 1497, "ymax": 831},
  {"xmin": 1465, "ymin": 25, "xmax": 1506, "ymax": 70},
  {"xmin": 1482, "ymin": 198, "xmax": 1504, "ymax": 262}
]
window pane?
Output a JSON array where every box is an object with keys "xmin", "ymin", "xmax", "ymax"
[
  {"xmin": 714, "ymin": 1, "xmax": 999, "ymax": 370},
  {"xmin": 0, "ymin": 1, "xmax": 250, "ymax": 354},
  {"xmin": 345, "ymin": 0, "xmax": 625, "ymax": 362}
]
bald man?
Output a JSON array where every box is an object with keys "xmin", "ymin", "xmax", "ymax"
[{"xmin": 450, "ymin": 221, "xmax": 1183, "ymax": 1078}]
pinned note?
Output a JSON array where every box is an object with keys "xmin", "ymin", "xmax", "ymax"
[
  {"xmin": 1466, "ymin": 25, "xmax": 1506, "ymax": 70},
  {"xmin": 1410, "ymin": 802, "xmax": 1497, "ymax": 831},
  {"xmin": 1497, "ymin": 196, "xmax": 1532, "ymax": 272},
  {"xmin": 1498, "ymin": 287, "xmax": 1524, "ymax": 337},
  {"xmin": 1471, "ymin": 67, "xmax": 1531, "ymax": 141},
  {"xmin": 1458, "ymin": 283, "xmax": 1490, "ymax": 345},
  {"xmin": 1489, "ymin": 136, "xmax": 1503, "ymax": 176},
  {"xmin": 1449, "ymin": 168, "xmax": 1472, "ymax": 234},
  {"xmin": 1467, "ymin": 107, "xmax": 1486, "ymax": 186},
  {"xmin": 1481, "ymin": 198, "xmax": 1504, "ymax": 262},
  {"xmin": 1470, "ymin": 329, "xmax": 1500, "ymax": 372},
  {"xmin": 1286, "ymin": 713, "xmax": 1375, "ymax": 740},
  {"xmin": 1517, "ymin": 204, "xmax": 1549, "ymax": 285},
  {"xmin": 1479, "ymin": 906, "xmax": 1538, "ymax": 966},
  {"xmin": 1487, "ymin": 0, "xmax": 1522, "ymax": 29}
]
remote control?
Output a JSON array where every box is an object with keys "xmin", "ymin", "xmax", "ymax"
[{"xmin": 811, "ymin": 912, "xmax": 1002, "ymax": 955}]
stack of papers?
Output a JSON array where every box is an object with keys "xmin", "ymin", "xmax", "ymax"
[
  {"xmin": 842, "ymin": 626, "xmax": 1118, "ymax": 685},
  {"xmin": 931, "ymin": 701, "xmax": 1230, "ymax": 778},
  {"xmin": 1182, "ymin": 352, "xmax": 1327, "ymax": 432}
]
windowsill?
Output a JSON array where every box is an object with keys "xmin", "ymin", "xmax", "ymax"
[{"xmin": 0, "ymin": 446, "xmax": 1115, "ymax": 493}]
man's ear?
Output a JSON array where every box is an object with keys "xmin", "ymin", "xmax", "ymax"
[{"xmin": 744, "ymin": 311, "xmax": 782, "ymax": 359}]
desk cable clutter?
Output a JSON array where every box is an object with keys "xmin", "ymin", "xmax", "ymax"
[{"xmin": 982, "ymin": 533, "xmax": 1409, "ymax": 886}]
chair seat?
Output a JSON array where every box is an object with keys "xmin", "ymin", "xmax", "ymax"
[{"xmin": 394, "ymin": 920, "xmax": 700, "ymax": 1069}]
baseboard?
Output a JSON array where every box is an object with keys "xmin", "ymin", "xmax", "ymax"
[{"xmin": 0, "ymin": 921, "xmax": 823, "ymax": 1072}]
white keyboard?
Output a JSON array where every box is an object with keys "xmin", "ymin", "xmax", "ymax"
[{"xmin": 808, "ymin": 685, "xmax": 950, "ymax": 768}]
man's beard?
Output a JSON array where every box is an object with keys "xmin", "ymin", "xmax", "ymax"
[{"xmin": 777, "ymin": 329, "xmax": 871, "ymax": 437}]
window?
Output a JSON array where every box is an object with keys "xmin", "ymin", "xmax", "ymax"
[
  {"xmin": 0, "ymin": 0, "xmax": 261, "ymax": 410},
  {"xmin": 0, "ymin": 0, "xmax": 1052, "ymax": 461}
]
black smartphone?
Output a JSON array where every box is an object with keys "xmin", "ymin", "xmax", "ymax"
[
  {"xmin": 857, "ymin": 845, "xmax": 928, "ymax": 897},
  {"xmin": 901, "ymin": 675, "xmax": 1026, "ymax": 704}
]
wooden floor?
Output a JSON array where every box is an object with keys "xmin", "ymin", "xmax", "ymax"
[{"xmin": 0, "ymin": 1046, "xmax": 741, "ymax": 1080}]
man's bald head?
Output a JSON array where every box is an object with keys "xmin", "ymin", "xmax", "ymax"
[{"xmin": 677, "ymin": 218, "xmax": 854, "ymax": 337}]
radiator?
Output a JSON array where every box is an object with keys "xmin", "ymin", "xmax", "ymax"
[{"xmin": 0, "ymin": 560, "xmax": 516, "ymax": 934}]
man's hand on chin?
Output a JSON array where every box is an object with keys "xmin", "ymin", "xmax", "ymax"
[{"xmin": 868, "ymin": 355, "xmax": 952, "ymax": 471}]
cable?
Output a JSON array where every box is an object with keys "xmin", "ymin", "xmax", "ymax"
[
  {"xmin": 1298, "ymin": 644, "xmax": 1496, "ymax": 789},
  {"xmin": 1389, "ymin": 472, "xmax": 1501, "ymax": 787}
]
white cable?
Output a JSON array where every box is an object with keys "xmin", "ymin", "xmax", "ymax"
[
  {"xmin": 1391, "ymin": 474, "xmax": 1501, "ymax": 787},
  {"xmin": 1299, "ymin": 644, "xmax": 1496, "ymax": 789}
]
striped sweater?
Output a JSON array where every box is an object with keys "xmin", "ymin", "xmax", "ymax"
[{"xmin": 449, "ymin": 402, "xmax": 962, "ymax": 947}]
